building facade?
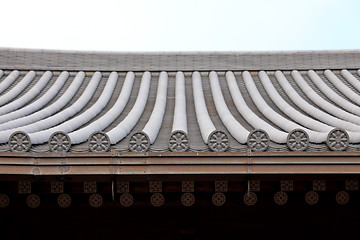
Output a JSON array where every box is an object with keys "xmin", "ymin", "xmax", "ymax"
[{"xmin": 0, "ymin": 48, "xmax": 360, "ymax": 239}]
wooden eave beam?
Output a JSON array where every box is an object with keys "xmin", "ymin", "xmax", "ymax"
[{"xmin": 0, "ymin": 152, "xmax": 360, "ymax": 175}]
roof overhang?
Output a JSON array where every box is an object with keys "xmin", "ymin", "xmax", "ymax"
[{"xmin": 1, "ymin": 151, "xmax": 360, "ymax": 176}]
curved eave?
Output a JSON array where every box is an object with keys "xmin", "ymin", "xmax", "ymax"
[
  {"xmin": 1, "ymin": 69, "xmax": 360, "ymax": 153},
  {"xmin": 0, "ymin": 49, "xmax": 360, "ymax": 154}
]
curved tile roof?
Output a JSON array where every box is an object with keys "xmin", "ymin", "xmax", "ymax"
[{"xmin": 0, "ymin": 49, "xmax": 360, "ymax": 153}]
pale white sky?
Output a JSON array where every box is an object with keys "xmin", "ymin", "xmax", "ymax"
[{"xmin": 0, "ymin": 0, "xmax": 359, "ymax": 52}]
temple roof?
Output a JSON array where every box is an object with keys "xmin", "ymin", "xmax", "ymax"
[
  {"xmin": 1, "ymin": 48, "xmax": 360, "ymax": 71},
  {"xmin": 0, "ymin": 48, "xmax": 360, "ymax": 154}
]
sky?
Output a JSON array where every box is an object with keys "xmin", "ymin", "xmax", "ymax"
[{"xmin": 0, "ymin": 0, "xmax": 359, "ymax": 52}]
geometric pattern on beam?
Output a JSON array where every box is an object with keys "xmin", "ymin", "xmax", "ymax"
[
  {"xmin": 336, "ymin": 191, "xmax": 349, "ymax": 205},
  {"xmin": 181, "ymin": 193, "xmax": 195, "ymax": 207},
  {"xmin": 150, "ymin": 193, "xmax": 164, "ymax": 207},
  {"xmin": 27, "ymin": 194, "xmax": 40, "ymax": 208},
  {"xmin": 280, "ymin": 180, "xmax": 294, "ymax": 191},
  {"xmin": 0, "ymin": 194, "xmax": 10, "ymax": 208},
  {"xmin": 313, "ymin": 180, "xmax": 326, "ymax": 191},
  {"xmin": 149, "ymin": 181, "xmax": 162, "ymax": 193},
  {"xmin": 305, "ymin": 191, "xmax": 319, "ymax": 205},
  {"xmin": 182, "ymin": 181, "xmax": 194, "ymax": 193},
  {"xmin": 212, "ymin": 192, "xmax": 226, "ymax": 206},
  {"xmin": 18, "ymin": 181, "xmax": 31, "ymax": 194},
  {"xmin": 119, "ymin": 193, "xmax": 134, "ymax": 207},
  {"xmin": 243, "ymin": 192, "xmax": 257, "ymax": 206},
  {"xmin": 89, "ymin": 194, "xmax": 103, "ymax": 208},
  {"xmin": 117, "ymin": 182, "xmax": 130, "ymax": 193},
  {"xmin": 51, "ymin": 182, "xmax": 64, "ymax": 193},
  {"xmin": 345, "ymin": 180, "xmax": 358, "ymax": 191},
  {"xmin": 84, "ymin": 182, "xmax": 97, "ymax": 193},
  {"xmin": 58, "ymin": 194, "xmax": 71, "ymax": 208},
  {"xmin": 274, "ymin": 191, "xmax": 288, "ymax": 205},
  {"xmin": 249, "ymin": 180, "xmax": 260, "ymax": 192},
  {"xmin": 215, "ymin": 181, "xmax": 228, "ymax": 192}
]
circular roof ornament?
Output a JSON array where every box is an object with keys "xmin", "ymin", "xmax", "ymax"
[
  {"xmin": 274, "ymin": 191, "xmax": 288, "ymax": 205},
  {"xmin": 326, "ymin": 128, "xmax": 349, "ymax": 151},
  {"xmin": 120, "ymin": 193, "xmax": 134, "ymax": 207},
  {"xmin": 247, "ymin": 129, "xmax": 269, "ymax": 152},
  {"xmin": 88, "ymin": 131, "xmax": 110, "ymax": 152},
  {"xmin": 287, "ymin": 129, "xmax": 309, "ymax": 151},
  {"xmin": 129, "ymin": 132, "xmax": 150, "ymax": 152},
  {"xmin": 305, "ymin": 191, "xmax": 319, "ymax": 205},
  {"xmin": 169, "ymin": 130, "xmax": 189, "ymax": 152},
  {"xmin": 181, "ymin": 193, "xmax": 195, "ymax": 207},
  {"xmin": 9, "ymin": 131, "xmax": 31, "ymax": 152},
  {"xmin": 0, "ymin": 194, "xmax": 10, "ymax": 208},
  {"xmin": 212, "ymin": 193, "xmax": 226, "ymax": 207},
  {"xmin": 150, "ymin": 193, "xmax": 164, "ymax": 207},
  {"xmin": 49, "ymin": 131, "xmax": 71, "ymax": 152},
  {"xmin": 89, "ymin": 194, "xmax": 103, "ymax": 208},
  {"xmin": 243, "ymin": 192, "xmax": 257, "ymax": 206},
  {"xmin": 58, "ymin": 194, "xmax": 71, "ymax": 208},
  {"xmin": 27, "ymin": 194, "xmax": 40, "ymax": 208},
  {"xmin": 336, "ymin": 191, "xmax": 349, "ymax": 205},
  {"xmin": 207, "ymin": 130, "xmax": 229, "ymax": 152}
]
